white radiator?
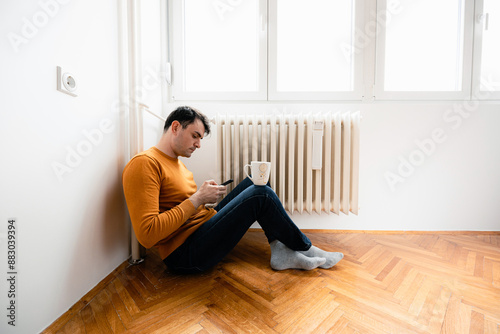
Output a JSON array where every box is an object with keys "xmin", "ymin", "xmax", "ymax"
[{"xmin": 215, "ymin": 111, "xmax": 361, "ymax": 215}]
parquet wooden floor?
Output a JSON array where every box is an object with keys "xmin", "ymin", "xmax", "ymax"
[{"xmin": 45, "ymin": 231, "xmax": 500, "ymax": 334}]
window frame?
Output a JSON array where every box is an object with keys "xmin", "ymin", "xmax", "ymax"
[
  {"xmin": 267, "ymin": 0, "xmax": 365, "ymax": 101},
  {"xmin": 373, "ymin": 0, "xmax": 475, "ymax": 101},
  {"xmin": 471, "ymin": 0, "xmax": 500, "ymax": 100},
  {"xmin": 171, "ymin": 0, "xmax": 268, "ymax": 101}
]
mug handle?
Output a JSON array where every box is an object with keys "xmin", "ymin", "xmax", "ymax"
[{"xmin": 244, "ymin": 164, "xmax": 252, "ymax": 180}]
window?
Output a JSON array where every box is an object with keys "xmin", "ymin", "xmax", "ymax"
[
  {"xmin": 172, "ymin": 0, "xmax": 362, "ymax": 101},
  {"xmin": 170, "ymin": 0, "xmax": 499, "ymax": 101},
  {"xmin": 375, "ymin": 0, "xmax": 474, "ymax": 100},
  {"xmin": 172, "ymin": 0, "xmax": 266, "ymax": 100},
  {"xmin": 268, "ymin": 0, "xmax": 362, "ymax": 100}
]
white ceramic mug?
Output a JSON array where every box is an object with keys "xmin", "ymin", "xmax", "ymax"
[{"xmin": 244, "ymin": 161, "xmax": 271, "ymax": 186}]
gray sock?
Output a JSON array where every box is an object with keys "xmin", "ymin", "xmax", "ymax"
[
  {"xmin": 299, "ymin": 245, "xmax": 343, "ymax": 269},
  {"xmin": 270, "ymin": 241, "xmax": 326, "ymax": 271}
]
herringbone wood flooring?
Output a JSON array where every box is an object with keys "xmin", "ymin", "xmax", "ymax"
[{"xmin": 45, "ymin": 231, "xmax": 500, "ymax": 333}]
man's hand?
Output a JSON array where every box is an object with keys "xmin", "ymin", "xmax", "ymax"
[{"xmin": 189, "ymin": 180, "xmax": 227, "ymax": 208}]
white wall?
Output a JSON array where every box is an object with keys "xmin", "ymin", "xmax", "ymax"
[{"xmin": 0, "ymin": 0, "xmax": 129, "ymax": 333}]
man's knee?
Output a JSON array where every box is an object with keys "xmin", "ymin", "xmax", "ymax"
[{"xmin": 248, "ymin": 184, "xmax": 278, "ymax": 201}]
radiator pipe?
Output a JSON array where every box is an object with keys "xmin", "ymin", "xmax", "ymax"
[{"xmin": 128, "ymin": 0, "xmax": 144, "ymax": 265}]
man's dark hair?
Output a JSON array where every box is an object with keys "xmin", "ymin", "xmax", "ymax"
[{"xmin": 163, "ymin": 106, "xmax": 210, "ymax": 135}]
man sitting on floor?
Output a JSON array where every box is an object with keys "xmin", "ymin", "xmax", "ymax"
[{"xmin": 122, "ymin": 106, "xmax": 343, "ymax": 274}]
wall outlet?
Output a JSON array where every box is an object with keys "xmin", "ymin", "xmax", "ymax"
[{"xmin": 56, "ymin": 66, "xmax": 77, "ymax": 97}]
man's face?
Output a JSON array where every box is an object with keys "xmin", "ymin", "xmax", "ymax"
[{"xmin": 172, "ymin": 119, "xmax": 205, "ymax": 158}]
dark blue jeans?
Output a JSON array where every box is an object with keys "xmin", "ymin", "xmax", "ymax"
[{"xmin": 164, "ymin": 178, "xmax": 311, "ymax": 273}]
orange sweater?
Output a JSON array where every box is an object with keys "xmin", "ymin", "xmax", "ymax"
[{"xmin": 122, "ymin": 147, "xmax": 216, "ymax": 259}]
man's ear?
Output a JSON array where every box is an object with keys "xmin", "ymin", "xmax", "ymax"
[{"xmin": 170, "ymin": 120, "xmax": 181, "ymax": 134}]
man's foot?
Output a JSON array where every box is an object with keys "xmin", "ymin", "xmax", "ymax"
[
  {"xmin": 270, "ymin": 240, "xmax": 326, "ymax": 270},
  {"xmin": 299, "ymin": 245, "xmax": 343, "ymax": 269}
]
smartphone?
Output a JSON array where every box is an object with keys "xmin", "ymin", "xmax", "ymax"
[{"xmin": 220, "ymin": 179, "xmax": 234, "ymax": 186}]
